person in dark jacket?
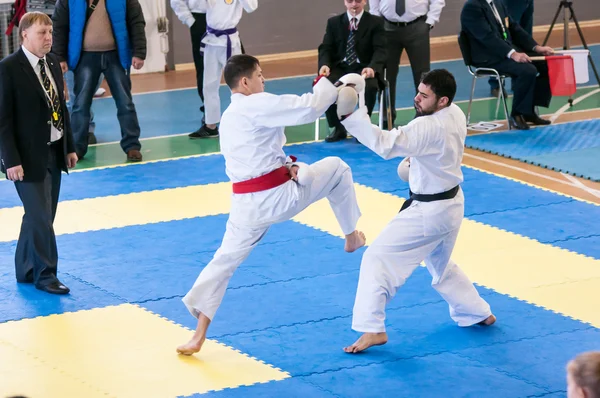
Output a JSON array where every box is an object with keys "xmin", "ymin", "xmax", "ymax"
[
  {"xmin": 51, "ymin": 0, "xmax": 147, "ymax": 161},
  {"xmin": 318, "ymin": 0, "xmax": 386, "ymax": 142},
  {"xmin": 461, "ymin": 0, "xmax": 554, "ymax": 130},
  {"xmin": 0, "ymin": 12, "xmax": 78, "ymax": 294}
]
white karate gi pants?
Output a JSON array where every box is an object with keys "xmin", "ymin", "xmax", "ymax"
[
  {"xmin": 203, "ymin": 43, "xmax": 242, "ymax": 125},
  {"xmin": 183, "ymin": 157, "xmax": 361, "ymax": 320},
  {"xmin": 351, "ymin": 200, "xmax": 492, "ymax": 333}
]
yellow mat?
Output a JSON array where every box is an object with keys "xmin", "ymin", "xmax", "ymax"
[
  {"xmin": 0, "ymin": 183, "xmax": 233, "ymax": 242},
  {"xmin": 0, "ymin": 304, "xmax": 289, "ymax": 398}
]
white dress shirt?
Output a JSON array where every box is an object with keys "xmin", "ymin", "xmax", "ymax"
[
  {"xmin": 369, "ymin": 0, "xmax": 445, "ymax": 26},
  {"xmin": 347, "ymin": 9, "xmax": 364, "ymax": 28},
  {"xmin": 203, "ymin": 0, "xmax": 257, "ymax": 48},
  {"xmin": 21, "ymin": 45, "xmax": 62, "ymax": 142},
  {"xmin": 170, "ymin": 0, "xmax": 207, "ymax": 28}
]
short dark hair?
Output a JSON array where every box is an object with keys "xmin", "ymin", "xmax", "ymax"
[
  {"xmin": 420, "ymin": 69, "xmax": 457, "ymax": 105},
  {"xmin": 224, "ymin": 54, "xmax": 260, "ymax": 89}
]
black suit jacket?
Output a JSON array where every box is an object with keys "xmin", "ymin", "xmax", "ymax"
[
  {"xmin": 0, "ymin": 48, "xmax": 75, "ymax": 182},
  {"xmin": 318, "ymin": 12, "xmax": 387, "ymax": 77},
  {"xmin": 460, "ymin": 0, "xmax": 538, "ymax": 66}
]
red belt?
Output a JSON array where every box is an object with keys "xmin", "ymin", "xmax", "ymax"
[{"xmin": 232, "ymin": 166, "xmax": 292, "ymax": 194}]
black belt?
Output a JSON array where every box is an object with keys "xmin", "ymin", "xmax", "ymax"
[
  {"xmin": 384, "ymin": 15, "xmax": 426, "ymax": 27},
  {"xmin": 399, "ymin": 185, "xmax": 460, "ymax": 212}
]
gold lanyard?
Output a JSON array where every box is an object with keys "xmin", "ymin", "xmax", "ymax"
[{"xmin": 40, "ymin": 61, "xmax": 60, "ymax": 122}]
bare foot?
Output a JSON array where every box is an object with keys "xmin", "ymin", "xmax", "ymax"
[
  {"xmin": 343, "ymin": 332, "xmax": 388, "ymax": 354},
  {"xmin": 177, "ymin": 335, "xmax": 206, "ymax": 355},
  {"xmin": 176, "ymin": 312, "xmax": 211, "ymax": 356},
  {"xmin": 345, "ymin": 230, "xmax": 366, "ymax": 253},
  {"xmin": 477, "ymin": 314, "xmax": 496, "ymax": 326}
]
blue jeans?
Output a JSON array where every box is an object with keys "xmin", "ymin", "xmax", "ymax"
[
  {"xmin": 489, "ymin": 0, "xmax": 534, "ymax": 90},
  {"xmin": 71, "ymin": 51, "xmax": 141, "ymax": 157},
  {"xmin": 65, "ymin": 71, "xmax": 103, "ymax": 133}
]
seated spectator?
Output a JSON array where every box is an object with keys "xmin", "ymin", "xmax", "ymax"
[
  {"xmin": 460, "ymin": 0, "xmax": 554, "ymax": 130},
  {"xmin": 488, "ymin": 0, "xmax": 534, "ymax": 96},
  {"xmin": 318, "ymin": 0, "xmax": 386, "ymax": 142},
  {"xmin": 567, "ymin": 351, "xmax": 600, "ymax": 398}
]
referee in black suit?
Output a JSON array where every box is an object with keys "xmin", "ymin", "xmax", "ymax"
[{"xmin": 0, "ymin": 12, "xmax": 78, "ymax": 294}]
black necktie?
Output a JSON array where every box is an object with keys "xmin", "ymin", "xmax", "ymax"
[
  {"xmin": 396, "ymin": 0, "xmax": 405, "ymax": 17},
  {"xmin": 38, "ymin": 59, "xmax": 63, "ymax": 131},
  {"xmin": 345, "ymin": 18, "xmax": 358, "ymax": 65}
]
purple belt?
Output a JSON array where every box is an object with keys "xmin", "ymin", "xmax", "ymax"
[{"xmin": 201, "ymin": 26, "xmax": 238, "ymax": 60}]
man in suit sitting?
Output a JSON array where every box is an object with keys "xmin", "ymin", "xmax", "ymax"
[
  {"xmin": 318, "ymin": 0, "xmax": 386, "ymax": 142},
  {"xmin": 0, "ymin": 12, "xmax": 78, "ymax": 294},
  {"xmin": 461, "ymin": 0, "xmax": 554, "ymax": 130}
]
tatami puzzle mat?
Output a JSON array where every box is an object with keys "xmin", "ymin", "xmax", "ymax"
[
  {"xmin": 1, "ymin": 141, "xmax": 599, "ymax": 397},
  {"xmin": 466, "ymin": 118, "xmax": 600, "ymax": 180}
]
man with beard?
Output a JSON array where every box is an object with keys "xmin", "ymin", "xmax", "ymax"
[{"xmin": 337, "ymin": 69, "xmax": 495, "ymax": 353}]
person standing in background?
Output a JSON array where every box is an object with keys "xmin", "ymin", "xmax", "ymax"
[
  {"xmin": 368, "ymin": 0, "xmax": 445, "ymax": 128},
  {"xmin": 170, "ymin": 0, "xmax": 208, "ymax": 134}
]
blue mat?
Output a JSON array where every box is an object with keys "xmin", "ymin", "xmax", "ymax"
[{"xmin": 466, "ymin": 118, "xmax": 600, "ymax": 181}]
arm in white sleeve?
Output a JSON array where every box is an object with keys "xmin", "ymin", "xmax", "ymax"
[
  {"xmin": 252, "ymin": 78, "xmax": 338, "ymax": 128},
  {"xmin": 240, "ymin": 0, "xmax": 258, "ymax": 13},
  {"xmin": 507, "ymin": 49, "xmax": 515, "ymax": 58},
  {"xmin": 170, "ymin": 0, "xmax": 198, "ymax": 28},
  {"xmin": 426, "ymin": 0, "xmax": 445, "ymax": 25},
  {"xmin": 341, "ymin": 106, "xmax": 443, "ymax": 159},
  {"xmin": 368, "ymin": 0, "xmax": 381, "ymax": 16}
]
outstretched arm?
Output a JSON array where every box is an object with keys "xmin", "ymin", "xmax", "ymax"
[
  {"xmin": 341, "ymin": 107, "xmax": 442, "ymax": 159},
  {"xmin": 251, "ymin": 77, "xmax": 338, "ymax": 128}
]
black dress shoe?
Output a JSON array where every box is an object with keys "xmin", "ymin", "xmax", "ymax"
[
  {"xmin": 36, "ymin": 281, "xmax": 70, "ymax": 295},
  {"xmin": 509, "ymin": 115, "xmax": 529, "ymax": 130},
  {"xmin": 325, "ymin": 125, "xmax": 348, "ymax": 143},
  {"xmin": 523, "ymin": 114, "xmax": 551, "ymax": 125}
]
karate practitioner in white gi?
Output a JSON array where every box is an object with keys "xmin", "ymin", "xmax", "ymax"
[
  {"xmin": 177, "ymin": 54, "xmax": 366, "ymax": 355},
  {"xmin": 338, "ymin": 69, "xmax": 496, "ymax": 354},
  {"xmin": 195, "ymin": 0, "xmax": 258, "ymax": 138}
]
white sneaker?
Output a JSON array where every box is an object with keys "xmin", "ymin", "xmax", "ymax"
[{"xmin": 94, "ymin": 88, "xmax": 106, "ymax": 97}]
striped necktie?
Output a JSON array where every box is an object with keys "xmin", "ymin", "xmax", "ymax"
[
  {"xmin": 345, "ymin": 17, "xmax": 358, "ymax": 65},
  {"xmin": 38, "ymin": 59, "xmax": 63, "ymax": 131}
]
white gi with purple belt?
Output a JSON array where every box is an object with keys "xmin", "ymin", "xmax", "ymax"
[{"xmin": 202, "ymin": 0, "xmax": 258, "ymax": 125}]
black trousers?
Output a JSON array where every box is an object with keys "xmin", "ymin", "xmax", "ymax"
[
  {"xmin": 483, "ymin": 57, "xmax": 551, "ymax": 116},
  {"xmin": 383, "ymin": 17, "xmax": 431, "ymax": 123},
  {"xmin": 190, "ymin": 12, "xmax": 207, "ymax": 112},
  {"xmin": 325, "ymin": 64, "xmax": 379, "ymax": 128},
  {"xmin": 14, "ymin": 143, "xmax": 63, "ymax": 287}
]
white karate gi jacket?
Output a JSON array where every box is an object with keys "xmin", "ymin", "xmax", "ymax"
[
  {"xmin": 219, "ymin": 77, "xmax": 339, "ymax": 228},
  {"xmin": 342, "ymin": 103, "xmax": 467, "ymax": 236},
  {"xmin": 203, "ymin": 0, "xmax": 258, "ymax": 48}
]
